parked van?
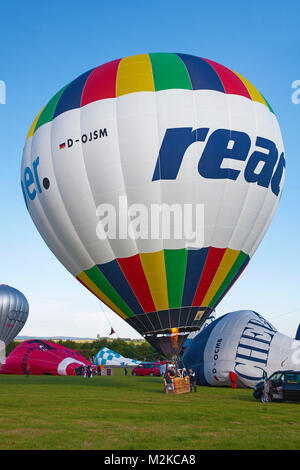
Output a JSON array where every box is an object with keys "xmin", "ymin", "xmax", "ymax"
[{"xmin": 253, "ymin": 370, "xmax": 300, "ymax": 402}]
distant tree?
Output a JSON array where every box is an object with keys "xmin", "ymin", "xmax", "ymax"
[
  {"xmin": 4, "ymin": 338, "xmax": 161, "ymax": 363},
  {"xmin": 6, "ymin": 341, "xmax": 18, "ymax": 355}
]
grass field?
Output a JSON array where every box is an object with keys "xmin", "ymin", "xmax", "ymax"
[{"xmin": 0, "ymin": 370, "xmax": 299, "ymax": 450}]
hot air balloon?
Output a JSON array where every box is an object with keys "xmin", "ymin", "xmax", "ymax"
[
  {"xmin": 0, "ymin": 339, "xmax": 93, "ymax": 375},
  {"xmin": 0, "ymin": 285, "xmax": 29, "ymax": 353},
  {"xmin": 182, "ymin": 310, "xmax": 300, "ymax": 388},
  {"xmin": 20, "ymin": 53, "xmax": 285, "ymax": 357},
  {"xmin": 93, "ymin": 347, "xmax": 141, "ymax": 367}
]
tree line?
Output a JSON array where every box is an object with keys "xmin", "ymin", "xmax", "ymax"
[{"xmin": 6, "ymin": 337, "xmax": 160, "ymax": 363}]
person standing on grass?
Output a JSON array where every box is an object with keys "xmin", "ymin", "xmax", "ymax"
[
  {"xmin": 25, "ymin": 364, "xmax": 30, "ymax": 377},
  {"xmin": 189, "ymin": 368, "xmax": 197, "ymax": 392},
  {"xmin": 261, "ymin": 374, "xmax": 271, "ymax": 403},
  {"xmin": 229, "ymin": 371, "xmax": 237, "ymax": 389},
  {"xmin": 164, "ymin": 370, "xmax": 175, "ymax": 394}
]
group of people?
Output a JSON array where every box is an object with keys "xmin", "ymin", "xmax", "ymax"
[
  {"xmin": 163, "ymin": 366, "xmax": 197, "ymax": 393},
  {"xmin": 77, "ymin": 364, "xmax": 98, "ymax": 378}
]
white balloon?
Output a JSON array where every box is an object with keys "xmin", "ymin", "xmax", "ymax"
[
  {"xmin": 20, "ymin": 54, "xmax": 285, "ymax": 356},
  {"xmin": 183, "ymin": 310, "xmax": 300, "ymax": 388}
]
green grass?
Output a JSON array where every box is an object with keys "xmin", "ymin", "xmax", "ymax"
[{"xmin": 0, "ymin": 370, "xmax": 299, "ymax": 450}]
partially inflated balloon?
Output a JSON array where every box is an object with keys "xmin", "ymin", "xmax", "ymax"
[
  {"xmin": 21, "ymin": 53, "xmax": 285, "ymax": 356},
  {"xmin": 182, "ymin": 310, "xmax": 300, "ymax": 388},
  {"xmin": 93, "ymin": 347, "xmax": 141, "ymax": 367},
  {"xmin": 0, "ymin": 339, "xmax": 93, "ymax": 375},
  {"xmin": 0, "ymin": 285, "xmax": 29, "ymax": 346}
]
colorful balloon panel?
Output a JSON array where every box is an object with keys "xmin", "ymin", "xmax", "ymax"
[
  {"xmin": 21, "ymin": 53, "xmax": 285, "ymax": 354},
  {"xmin": 25, "ymin": 53, "xmax": 272, "ymax": 136}
]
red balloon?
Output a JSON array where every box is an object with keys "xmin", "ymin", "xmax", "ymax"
[{"xmin": 0, "ymin": 339, "xmax": 94, "ymax": 376}]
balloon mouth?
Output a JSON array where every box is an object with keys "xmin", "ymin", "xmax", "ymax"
[
  {"xmin": 126, "ymin": 306, "xmax": 213, "ymax": 357},
  {"xmin": 146, "ymin": 333, "xmax": 189, "ymax": 357},
  {"xmin": 126, "ymin": 306, "xmax": 212, "ymax": 335}
]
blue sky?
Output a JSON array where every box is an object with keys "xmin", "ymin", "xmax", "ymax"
[{"xmin": 0, "ymin": 0, "xmax": 299, "ymax": 339}]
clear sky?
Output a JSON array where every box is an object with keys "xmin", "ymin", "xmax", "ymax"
[{"xmin": 0, "ymin": 0, "xmax": 299, "ymax": 340}]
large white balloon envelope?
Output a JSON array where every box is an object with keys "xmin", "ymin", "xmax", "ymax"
[
  {"xmin": 182, "ymin": 310, "xmax": 300, "ymax": 388},
  {"xmin": 21, "ymin": 53, "xmax": 285, "ymax": 356}
]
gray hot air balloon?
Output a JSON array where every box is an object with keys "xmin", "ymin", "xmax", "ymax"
[{"xmin": 0, "ymin": 285, "xmax": 29, "ymax": 346}]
